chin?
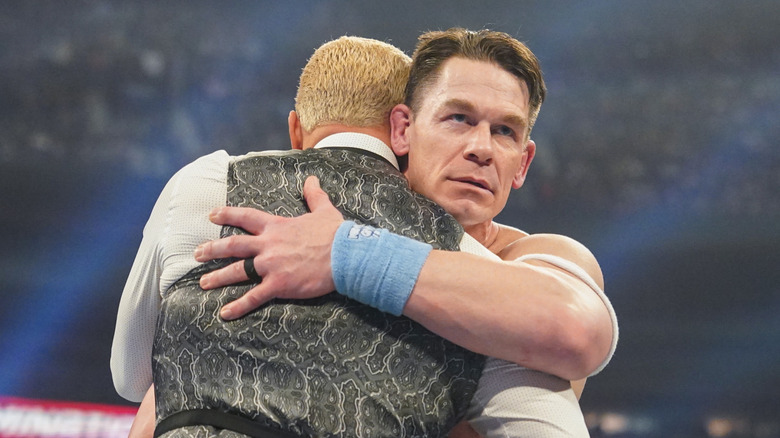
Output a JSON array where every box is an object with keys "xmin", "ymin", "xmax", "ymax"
[
  {"xmin": 447, "ymin": 205, "xmax": 488, "ymax": 228},
  {"xmin": 432, "ymin": 194, "xmax": 487, "ymax": 223}
]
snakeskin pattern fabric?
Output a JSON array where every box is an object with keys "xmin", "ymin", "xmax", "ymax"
[{"xmin": 153, "ymin": 148, "xmax": 485, "ymax": 437}]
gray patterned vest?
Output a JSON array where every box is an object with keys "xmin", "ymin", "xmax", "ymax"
[{"xmin": 153, "ymin": 148, "xmax": 485, "ymax": 437}]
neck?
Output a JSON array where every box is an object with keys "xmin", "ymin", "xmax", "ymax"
[
  {"xmin": 302, "ymin": 123, "xmax": 390, "ymax": 149},
  {"xmin": 464, "ymin": 221, "xmax": 501, "ymax": 252}
]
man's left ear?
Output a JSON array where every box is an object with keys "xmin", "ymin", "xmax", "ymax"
[{"xmin": 512, "ymin": 139, "xmax": 536, "ymax": 189}]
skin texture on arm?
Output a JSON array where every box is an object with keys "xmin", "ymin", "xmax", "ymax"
[{"xmin": 196, "ymin": 177, "xmax": 614, "ymax": 381}]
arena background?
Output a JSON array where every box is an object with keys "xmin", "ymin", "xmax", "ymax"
[{"xmin": 0, "ymin": 1, "xmax": 778, "ymax": 436}]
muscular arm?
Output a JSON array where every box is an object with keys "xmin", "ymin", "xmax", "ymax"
[
  {"xmin": 196, "ymin": 177, "xmax": 615, "ymax": 380},
  {"xmin": 403, "ymin": 235, "xmax": 612, "ymax": 380},
  {"xmin": 495, "ymin": 225, "xmax": 590, "ymax": 395}
]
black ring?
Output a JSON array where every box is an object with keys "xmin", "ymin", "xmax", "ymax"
[{"xmin": 243, "ymin": 258, "xmax": 262, "ymax": 283}]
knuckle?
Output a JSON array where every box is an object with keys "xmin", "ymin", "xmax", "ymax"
[
  {"xmin": 237, "ymin": 208, "xmax": 251, "ymax": 221},
  {"xmin": 225, "ymin": 237, "xmax": 239, "ymax": 251},
  {"xmin": 244, "ymin": 291, "xmax": 263, "ymax": 308}
]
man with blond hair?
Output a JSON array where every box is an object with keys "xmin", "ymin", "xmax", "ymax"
[
  {"xmin": 116, "ymin": 36, "xmax": 487, "ymax": 437},
  {"xmin": 114, "ymin": 32, "xmax": 610, "ymax": 437},
  {"xmin": 193, "ymin": 28, "xmax": 618, "ymax": 437}
]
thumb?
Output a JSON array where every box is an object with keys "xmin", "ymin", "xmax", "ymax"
[{"xmin": 303, "ymin": 175, "xmax": 334, "ymax": 213}]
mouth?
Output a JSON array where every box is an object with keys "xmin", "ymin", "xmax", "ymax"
[{"xmin": 452, "ymin": 177, "xmax": 492, "ymax": 193}]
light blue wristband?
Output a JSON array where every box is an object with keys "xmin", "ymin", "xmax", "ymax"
[{"xmin": 331, "ymin": 221, "xmax": 433, "ymax": 315}]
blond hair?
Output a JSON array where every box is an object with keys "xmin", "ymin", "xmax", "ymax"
[{"xmin": 295, "ymin": 36, "xmax": 411, "ymax": 132}]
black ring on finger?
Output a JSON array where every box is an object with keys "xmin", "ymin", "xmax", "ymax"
[{"xmin": 243, "ymin": 258, "xmax": 263, "ymax": 283}]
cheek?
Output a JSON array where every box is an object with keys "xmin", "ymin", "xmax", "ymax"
[
  {"xmin": 501, "ymin": 155, "xmax": 525, "ymax": 184},
  {"xmin": 410, "ymin": 148, "xmax": 438, "ymax": 173}
]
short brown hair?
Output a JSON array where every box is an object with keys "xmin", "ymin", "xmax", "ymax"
[
  {"xmin": 295, "ymin": 36, "xmax": 411, "ymax": 132},
  {"xmin": 405, "ymin": 28, "xmax": 546, "ymax": 134}
]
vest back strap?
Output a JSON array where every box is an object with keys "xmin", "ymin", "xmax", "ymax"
[{"xmin": 154, "ymin": 409, "xmax": 302, "ymax": 438}]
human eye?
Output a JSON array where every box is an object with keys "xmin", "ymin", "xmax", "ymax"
[
  {"xmin": 449, "ymin": 113, "xmax": 468, "ymax": 123},
  {"xmin": 494, "ymin": 125, "xmax": 515, "ymax": 138}
]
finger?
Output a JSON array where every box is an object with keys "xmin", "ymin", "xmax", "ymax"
[
  {"xmin": 302, "ymin": 175, "xmax": 337, "ymax": 214},
  {"xmin": 209, "ymin": 206, "xmax": 274, "ymax": 235},
  {"xmin": 200, "ymin": 258, "xmax": 261, "ymax": 290},
  {"xmin": 220, "ymin": 284, "xmax": 276, "ymax": 320},
  {"xmin": 194, "ymin": 235, "xmax": 263, "ymax": 262}
]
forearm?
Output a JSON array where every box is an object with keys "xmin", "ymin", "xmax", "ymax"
[
  {"xmin": 403, "ymin": 250, "xmax": 612, "ymax": 380},
  {"xmin": 194, "ymin": 201, "xmax": 616, "ymax": 380}
]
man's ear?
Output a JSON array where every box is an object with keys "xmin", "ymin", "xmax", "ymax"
[
  {"xmin": 288, "ymin": 110, "xmax": 304, "ymax": 150},
  {"xmin": 389, "ymin": 104, "xmax": 412, "ymax": 157},
  {"xmin": 512, "ymin": 139, "xmax": 536, "ymax": 189}
]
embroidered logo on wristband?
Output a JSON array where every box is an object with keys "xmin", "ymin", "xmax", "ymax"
[{"xmin": 347, "ymin": 224, "xmax": 381, "ymax": 240}]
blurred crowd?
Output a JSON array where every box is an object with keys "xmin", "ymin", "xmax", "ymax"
[
  {"xmin": 2, "ymin": 3, "xmax": 778, "ymax": 437},
  {"xmin": 1, "ymin": 1, "xmax": 778, "ymax": 220}
]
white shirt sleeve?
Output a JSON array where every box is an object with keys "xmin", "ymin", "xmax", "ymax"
[
  {"xmin": 467, "ymin": 359, "xmax": 589, "ymax": 437},
  {"xmin": 110, "ymin": 150, "xmax": 229, "ymax": 402}
]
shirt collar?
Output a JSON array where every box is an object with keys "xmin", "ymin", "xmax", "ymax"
[{"xmin": 313, "ymin": 132, "xmax": 399, "ymax": 171}]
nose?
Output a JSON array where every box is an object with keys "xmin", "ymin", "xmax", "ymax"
[{"xmin": 463, "ymin": 122, "xmax": 493, "ymax": 165}]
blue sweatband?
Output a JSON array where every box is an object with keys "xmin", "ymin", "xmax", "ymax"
[{"xmin": 331, "ymin": 221, "xmax": 433, "ymax": 316}]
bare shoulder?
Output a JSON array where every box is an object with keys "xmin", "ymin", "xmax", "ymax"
[
  {"xmin": 489, "ymin": 222, "xmax": 529, "ymax": 253},
  {"xmin": 496, "ymin": 229, "xmax": 604, "ymax": 289}
]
